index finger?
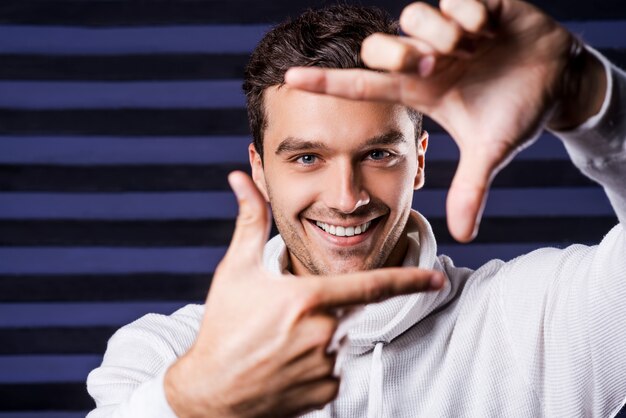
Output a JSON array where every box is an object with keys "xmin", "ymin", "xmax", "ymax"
[
  {"xmin": 285, "ymin": 67, "xmax": 404, "ymax": 102},
  {"xmin": 306, "ymin": 267, "xmax": 445, "ymax": 309}
]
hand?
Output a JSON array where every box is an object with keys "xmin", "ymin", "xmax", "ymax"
[
  {"xmin": 284, "ymin": 0, "xmax": 606, "ymax": 242},
  {"xmin": 164, "ymin": 171, "xmax": 444, "ymax": 418}
]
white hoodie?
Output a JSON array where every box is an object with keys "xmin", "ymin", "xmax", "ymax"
[{"xmin": 87, "ymin": 51, "xmax": 626, "ymax": 418}]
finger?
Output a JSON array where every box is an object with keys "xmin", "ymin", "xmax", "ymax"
[
  {"xmin": 399, "ymin": 2, "xmax": 464, "ymax": 55},
  {"xmin": 225, "ymin": 171, "xmax": 271, "ymax": 265},
  {"xmin": 281, "ymin": 377, "xmax": 340, "ymax": 416},
  {"xmin": 440, "ymin": 0, "xmax": 490, "ymax": 34},
  {"xmin": 360, "ymin": 33, "xmax": 442, "ymax": 76},
  {"xmin": 445, "ymin": 148, "xmax": 496, "ymax": 242},
  {"xmin": 283, "ymin": 346, "xmax": 336, "ymax": 385},
  {"xmin": 307, "ymin": 267, "xmax": 445, "ymax": 310},
  {"xmin": 285, "ymin": 67, "xmax": 404, "ymax": 102},
  {"xmin": 360, "ymin": 33, "xmax": 433, "ymax": 73},
  {"xmin": 285, "ymin": 315, "xmax": 338, "ymax": 360}
]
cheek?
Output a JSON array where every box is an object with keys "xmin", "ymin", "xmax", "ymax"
[
  {"xmin": 364, "ymin": 167, "xmax": 416, "ymax": 209},
  {"xmin": 266, "ymin": 172, "xmax": 320, "ymax": 218}
]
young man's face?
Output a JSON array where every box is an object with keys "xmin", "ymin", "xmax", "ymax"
[{"xmin": 250, "ymin": 86, "xmax": 427, "ymax": 276}]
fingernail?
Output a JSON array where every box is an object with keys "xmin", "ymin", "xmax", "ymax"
[
  {"xmin": 418, "ymin": 56, "xmax": 435, "ymax": 77},
  {"xmin": 430, "ymin": 273, "xmax": 444, "ymax": 289},
  {"xmin": 227, "ymin": 172, "xmax": 247, "ymax": 200}
]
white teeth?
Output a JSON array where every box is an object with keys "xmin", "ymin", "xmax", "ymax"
[{"xmin": 314, "ymin": 220, "xmax": 373, "ymax": 237}]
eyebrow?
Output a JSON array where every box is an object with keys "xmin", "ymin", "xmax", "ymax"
[
  {"xmin": 275, "ymin": 137, "xmax": 331, "ymax": 155},
  {"xmin": 362, "ymin": 130, "xmax": 407, "ymax": 148},
  {"xmin": 274, "ymin": 130, "xmax": 407, "ymax": 156}
]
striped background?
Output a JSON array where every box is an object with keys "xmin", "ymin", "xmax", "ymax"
[{"xmin": 0, "ymin": 0, "xmax": 625, "ymax": 416}]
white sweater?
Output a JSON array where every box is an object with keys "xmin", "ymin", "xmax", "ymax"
[{"xmin": 87, "ymin": 52, "xmax": 626, "ymax": 418}]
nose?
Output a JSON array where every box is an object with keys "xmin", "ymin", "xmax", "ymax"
[{"xmin": 323, "ymin": 160, "xmax": 370, "ymax": 213}]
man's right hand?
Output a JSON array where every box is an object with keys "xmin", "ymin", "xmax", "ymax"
[{"xmin": 163, "ymin": 171, "xmax": 444, "ymax": 418}]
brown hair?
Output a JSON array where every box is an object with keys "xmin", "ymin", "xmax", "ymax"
[{"xmin": 242, "ymin": 4, "xmax": 423, "ymax": 159}]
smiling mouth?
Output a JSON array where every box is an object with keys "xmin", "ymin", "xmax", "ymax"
[{"xmin": 311, "ymin": 217, "xmax": 381, "ymax": 237}]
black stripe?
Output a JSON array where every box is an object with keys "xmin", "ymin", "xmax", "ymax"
[
  {"xmin": 1, "ymin": 0, "xmax": 624, "ymax": 25},
  {"xmin": 0, "ymin": 326, "xmax": 115, "ymax": 354},
  {"xmin": 433, "ymin": 216, "xmax": 617, "ymax": 244},
  {"xmin": 0, "ymin": 108, "xmax": 251, "ymax": 136},
  {"xmin": 0, "ymin": 0, "xmax": 416, "ymax": 26},
  {"xmin": 0, "ymin": 216, "xmax": 616, "ymax": 247},
  {"xmin": 0, "ymin": 161, "xmax": 597, "ymax": 192},
  {"xmin": 2, "ymin": 49, "xmax": 623, "ymax": 81},
  {"xmin": 0, "ymin": 219, "xmax": 236, "ymax": 246},
  {"xmin": 0, "ymin": 383, "xmax": 92, "ymax": 410},
  {"xmin": 603, "ymin": 48, "xmax": 626, "ymax": 70},
  {"xmin": 3, "ymin": 48, "xmax": 625, "ymax": 82},
  {"xmin": 0, "ymin": 274, "xmax": 211, "ymax": 302},
  {"xmin": 0, "ymin": 53, "xmax": 249, "ymax": 81},
  {"xmin": 0, "ymin": 163, "xmax": 249, "ymax": 191},
  {"xmin": 0, "ymin": 109, "xmax": 443, "ymax": 136}
]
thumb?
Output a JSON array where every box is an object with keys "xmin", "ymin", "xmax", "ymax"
[
  {"xmin": 224, "ymin": 171, "xmax": 271, "ymax": 266},
  {"xmin": 446, "ymin": 149, "xmax": 496, "ymax": 243}
]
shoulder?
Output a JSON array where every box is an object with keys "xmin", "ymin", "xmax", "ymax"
[{"xmin": 104, "ymin": 303, "xmax": 204, "ymax": 361}]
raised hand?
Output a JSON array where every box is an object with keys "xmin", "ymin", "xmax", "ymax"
[
  {"xmin": 284, "ymin": 0, "xmax": 605, "ymax": 242},
  {"xmin": 164, "ymin": 171, "xmax": 444, "ymax": 418}
]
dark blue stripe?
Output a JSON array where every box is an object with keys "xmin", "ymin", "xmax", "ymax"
[
  {"xmin": 0, "ymin": 243, "xmax": 591, "ymax": 273},
  {"xmin": 0, "ymin": 25, "xmax": 267, "ymax": 54},
  {"xmin": 412, "ymin": 188, "xmax": 613, "ymax": 217},
  {"xmin": 0, "ymin": 192, "xmax": 238, "ymax": 219},
  {"xmin": 0, "ymin": 302, "xmax": 190, "ymax": 327},
  {"xmin": 565, "ymin": 21, "xmax": 626, "ymax": 47},
  {"xmin": 0, "ymin": 81, "xmax": 245, "ymax": 109},
  {"xmin": 0, "ymin": 136, "xmax": 251, "ymax": 164},
  {"xmin": 0, "ymin": 188, "xmax": 613, "ymax": 220},
  {"xmin": 0, "ymin": 133, "xmax": 569, "ymax": 164},
  {"xmin": 0, "ymin": 247, "xmax": 227, "ymax": 274},
  {"xmin": 0, "ymin": 355, "xmax": 101, "ymax": 383},
  {"xmin": 0, "ymin": 22, "xmax": 623, "ymax": 54},
  {"xmin": 438, "ymin": 243, "xmax": 577, "ymax": 269}
]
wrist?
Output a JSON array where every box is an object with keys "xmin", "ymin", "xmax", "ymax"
[
  {"xmin": 164, "ymin": 355, "xmax": 221, "ymax": 418},
  {"xmin": 548, "ymin": 35, "xmax": 607, "ymax": 131}
]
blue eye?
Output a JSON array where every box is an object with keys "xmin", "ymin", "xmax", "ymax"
[
  {"xmin": 297, "ymin": 155, "xmax": 317, "ymax": 165},
  {"xmin": 369, "ymin": 150, "xmax": 391, "ymax": 160}
]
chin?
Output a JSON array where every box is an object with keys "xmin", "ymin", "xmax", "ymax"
[{"xmin": 321, "ymin": 258, "xmax": 378, "ymax": 275}]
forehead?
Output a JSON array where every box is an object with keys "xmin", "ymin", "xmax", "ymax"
[{"xmin": 263, "ymin": 85, "xmax": 413, "ymax": 151}]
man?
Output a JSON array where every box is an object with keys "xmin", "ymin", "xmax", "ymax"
[{"xmin": 87, "ymin": 0, "xmax": 626, "ymax": 417}]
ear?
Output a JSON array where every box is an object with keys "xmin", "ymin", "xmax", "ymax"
[
  {"xmin": 413, "ymin": 130, "xmax": 429, "ymax": 190},
  {"xmin": 249, "ymin": 143, "xmax": 270, "ymax": 202}
]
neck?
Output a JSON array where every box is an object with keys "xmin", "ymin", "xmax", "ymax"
[{"xmin": 383, "ymin": 233, "xmax": 409, "ymax": 268}]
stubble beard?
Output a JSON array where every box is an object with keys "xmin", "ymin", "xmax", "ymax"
[{"xmin": 267, "ymin": 190, "xmax": 409, "ymax": 276}]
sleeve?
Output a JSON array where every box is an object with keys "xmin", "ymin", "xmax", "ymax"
[
  {"xmin": 86, "ymin": 304, "xmax": 203, "ymax": 418},
  {"xmin": 552, "ymin": 47, "xmax": 626, "ymax": 226},
  {"xmin": 498, "ymin": 50, "xmax": 626, "ymax": 417}
]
